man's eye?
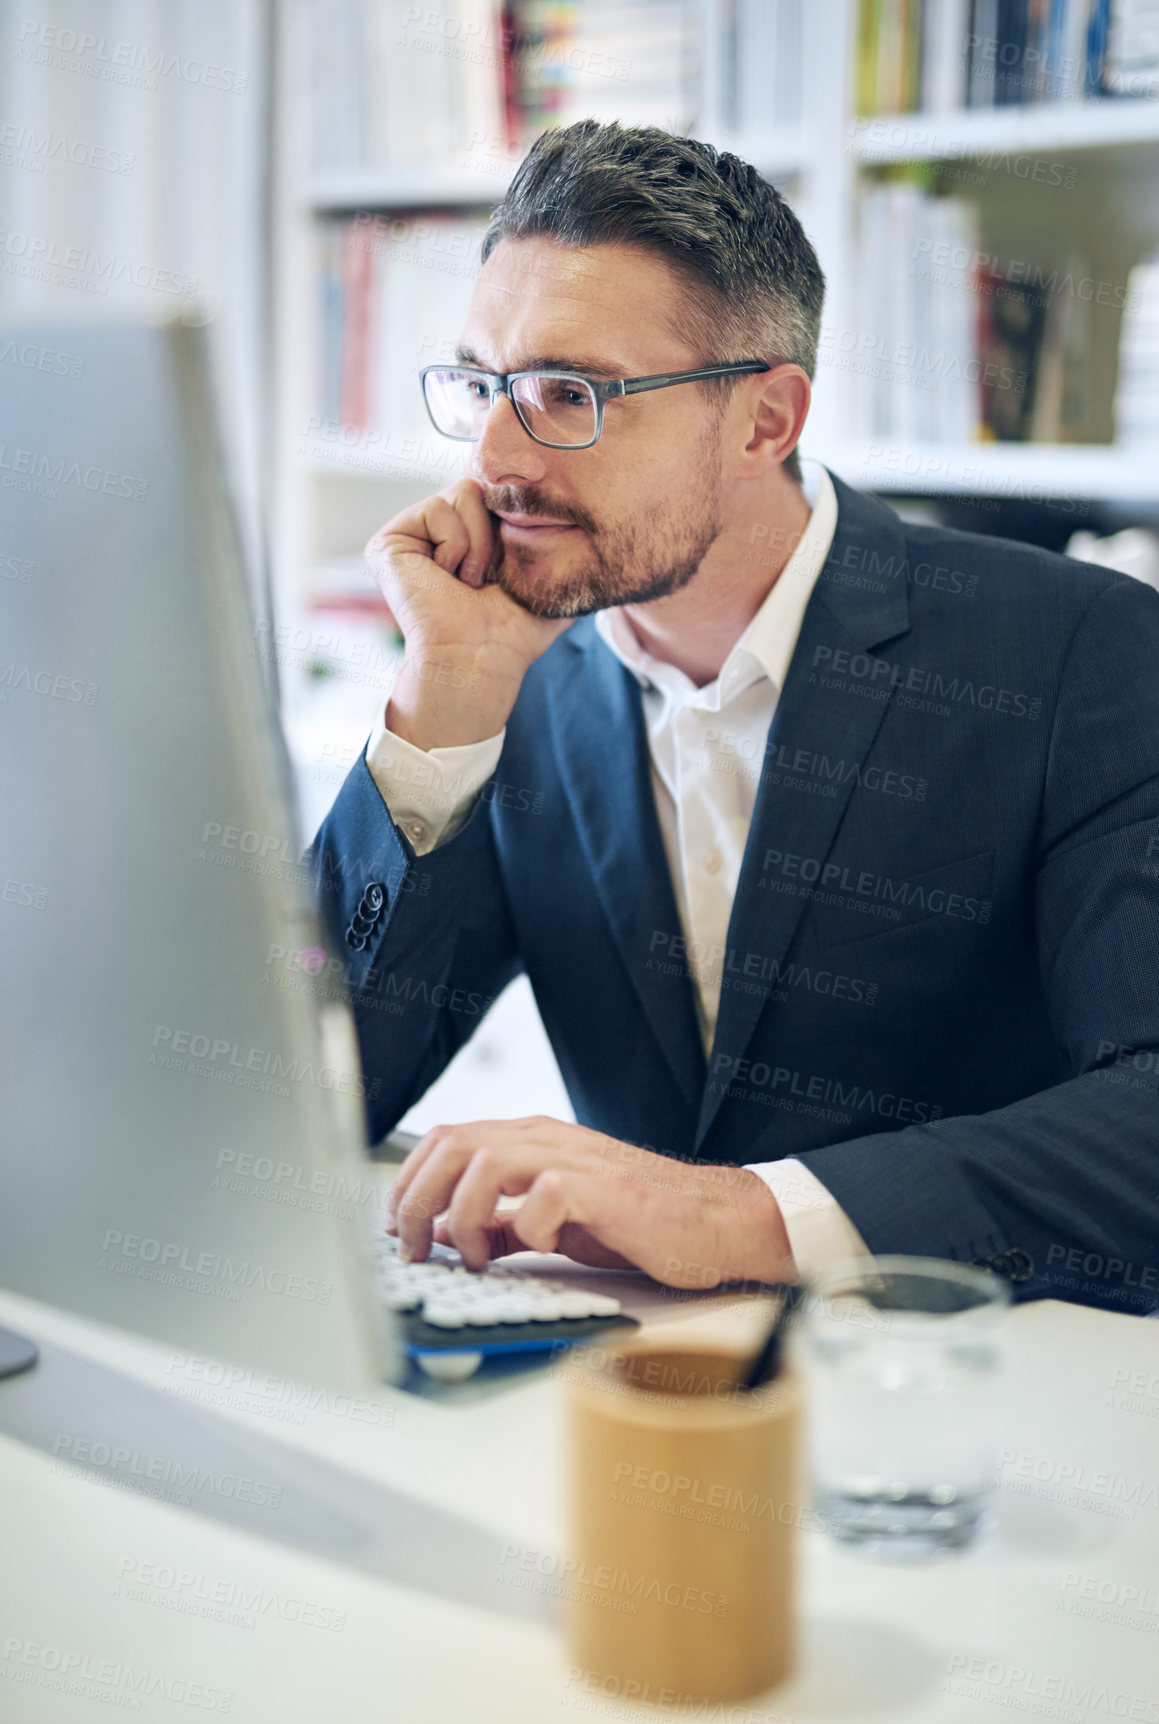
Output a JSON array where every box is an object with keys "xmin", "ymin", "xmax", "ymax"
[
  {"xmin": 465, "ymin": 380, "xmax": 490, "ymax": 402},
  {"xmin": 541, "ymin": 381, "xmax": 589, "ymax": 409}
]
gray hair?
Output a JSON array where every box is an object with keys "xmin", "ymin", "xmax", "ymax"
[{"xmin": 481, "ymin": 120, "xmax": 825, "ymax": 483}]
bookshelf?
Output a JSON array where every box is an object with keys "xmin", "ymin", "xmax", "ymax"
[
  {"xmin": 834, "ymin": 1, "xmax": 1159, "ymax": 506},
  {"xmin": 271, "ymin": 0, "xmax": 1159, "ymax": 814}
]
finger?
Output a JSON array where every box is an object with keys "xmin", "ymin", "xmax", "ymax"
[
  {"xmin": 434, "ymin": 1209, "xmax": 630, "ymax": 1270},
  {"xmin": 551, "ymin": 1225, "xmax": 637, "ymax": 1271},
  {"xmin": 388, "ymin": 1117, "xmax": 600, "ymax": 1259},
  {"xmin": 511, "ymin": 1172, "xmax": 715, "ymax": 1286},
  {"xmin": 392, "ymin": 1128, "xmax": 541, "ymax": 1261},
  {"xmin": 441, "ymin": 479, "xmax": 500, "ymax": 587},
  {"xmin": 435, "ymin": 1210, "xmax": 635, "ymax": 1274},
  {"xmin": 389, "ymin": 1115, "xmax": 587, "ymax": 1216},
  {"xmin": 411, "ymin": 495, "xmax": 471, "ymax": 575},
  {"xmin": 433, "ymin": 1214, "xmax": 525, "ymax": 1260},
  {"xmin": 387, "ymin": 1129, "xmax": 475, "ymax": 1260},
  {"xmin": 392, "ymin": 1141, "xmax": 464, "ymax": 1262},
  {"xmin": 400, "ymin": 1139, "xmax": 575, "ymax": 1263},
  {"xmin": 366, "ymin": 494, "xmax": 471, "ymax": 586},
  {"xmin": 386, "ymin": 1117, "xmax": 524, "ymax": 1230},
  {"xmin": 384, "ymin": 1123, "xmax": 455, "ymax": 1233},
  {"xmin": 443, "ymin": 1149, "xmax": 536, "ymax": 1270},
  {"xmin": 510, "ymin": 1169, "xmax": 595, "ymax": 1258}
]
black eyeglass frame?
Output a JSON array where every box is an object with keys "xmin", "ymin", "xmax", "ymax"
[{"xmin": 418, "ymin": 359, "xmax": 774, "ymax": 450}]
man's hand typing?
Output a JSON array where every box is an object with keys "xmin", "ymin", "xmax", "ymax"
[{"xmin": 384, "ymin": 1116, "xmax": 795, "ymax": 1289}]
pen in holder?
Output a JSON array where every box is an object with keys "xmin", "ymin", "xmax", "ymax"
[{"xmin": 565, "ymin": 1337, "xmax": 803, "ymax": 1705}]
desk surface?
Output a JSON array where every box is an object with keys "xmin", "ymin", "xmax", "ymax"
[{"xmin": 2, "ymin": 1279, "xmax": 1158, "ymax": 1724}]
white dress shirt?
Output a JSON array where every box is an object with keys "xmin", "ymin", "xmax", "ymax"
[{"xmin": 364, "ymin": 461, "xmax": 869, "ymax": 1277}]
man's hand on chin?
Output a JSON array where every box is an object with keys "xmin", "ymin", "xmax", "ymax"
[{"xmin": 384, "ymin": 1117, "xmax": 796, "ymax": 1289}]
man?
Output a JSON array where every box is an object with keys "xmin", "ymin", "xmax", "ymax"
[{"xmin": 310, "ymin": 121, "xmax": 1159, "ymax": 1312}]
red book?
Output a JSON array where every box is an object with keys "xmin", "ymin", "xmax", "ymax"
[{"xmin": 339, "ymin": 216, "xmax": 379, "ymax": 430}]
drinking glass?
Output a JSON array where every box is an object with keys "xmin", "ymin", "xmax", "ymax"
[{"xmin": 796, "ymin": 1255, "xmax": 1010, "ymax": 1556}]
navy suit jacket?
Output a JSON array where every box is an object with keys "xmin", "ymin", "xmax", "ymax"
[{"xmin": 311, "ymin": 474, "xmax": 1159, "ymax": 1312}]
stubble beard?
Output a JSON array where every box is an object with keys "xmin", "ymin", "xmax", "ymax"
[{"xmin": 484, "ymin": 440, "xmax": 725, "ymax": 621}]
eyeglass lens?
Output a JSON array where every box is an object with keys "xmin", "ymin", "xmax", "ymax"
[{"xmin": 424, "ymin": 368, "xmax": 598, "ymax": 446}]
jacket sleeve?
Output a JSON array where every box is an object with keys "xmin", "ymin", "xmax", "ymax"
[
  {"xmin": 754, "ymin": 576, "xmax": 1159, "ymax": 1310},
  {"xmin": 307, "ymin": 753, "xmax": 521, "ymax": 1145}
]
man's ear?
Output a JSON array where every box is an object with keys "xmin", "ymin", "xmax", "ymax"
[{"xmin": 738, "ymin": 366, "xmax": 811, "ymax": 477}]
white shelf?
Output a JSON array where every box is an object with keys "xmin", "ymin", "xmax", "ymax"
[
  {"xmin": 851, "ymin": 98, "xmax": 1159, "ymax": 164},
  {"xmin": 696, "ymin": 125, "xmax": 809, "ymax": 180},
  {"xmin": 825, "ymin": 441, "xmax": 1159, "ymax": 504},
  {"xmin": 305, "ymin": 124, "xmax": 809, "ymax": 212},
  {"xmin": 306, "ymin": 164, "xmax": 514, "ymax": 212}
]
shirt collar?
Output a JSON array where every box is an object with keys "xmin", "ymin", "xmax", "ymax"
[{"xmin": 594, "ymin": 461, "xmax": 838, "ymax": 708}]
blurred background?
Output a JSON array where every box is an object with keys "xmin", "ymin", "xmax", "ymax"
[{"xmin": 4, "ymin": 0, "xmax": 1158, "ymax": 1136}]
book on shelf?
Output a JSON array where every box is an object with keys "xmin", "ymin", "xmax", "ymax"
[
  {"xmin": 1104, "ymin": 0, "xmax": 1159, "ymax": 96},
  {"xmin": 858, "ymin": 0, "xmax": 924, "ymax": 116},
  {"xmin": 973, "ymin": 262, "xmax": 1048, "ymax": 437},
  {"xmin": 309, "ymin": 0, "xmax": 510, "ymax": 175},
  {"xmin": 317, "ymin": 211, "xmax": 489, "ymax": 461},
  {"xmin": 511, "ymin": 0, "xmax": 699, "ymax": 133},
  {"xmin": 919, "ymin": 0, "xmax": 973, "ymax": 111},
  {"xmin": 306, "ymin": 0, "xmax": 725, "ymax": 178},
  {"xmin": 722, "ymin": 0, "xmax": 804, "ymax": 134},
  {"xmin": 853, "ymin": 183, "xmax": 980, "ymax": 441},
  {"xmin": 856, "ymin": 0, "xmax": 1159, "ymax": 115},
  {"xmin": 1114, "ymin": 252, "xmax": 1159, "ymax": 443},
  {"xmin": 853, "ymin": 183, "xmax": 1100, "ymax": 443}
]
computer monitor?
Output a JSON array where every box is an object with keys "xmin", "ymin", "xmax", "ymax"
[{"xmin": 0, "ymin": 316, "xmax": 398, "ymax": 1392}]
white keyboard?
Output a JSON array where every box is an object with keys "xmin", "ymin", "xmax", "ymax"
[{"xmin": 372, "ymin": 1234, "xmax": 623, "ymax": 1329}]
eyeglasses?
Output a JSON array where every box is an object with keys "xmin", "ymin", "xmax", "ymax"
[{"xmin": 419, "ymin": 360, "xmax": 773, "ymax": 450}]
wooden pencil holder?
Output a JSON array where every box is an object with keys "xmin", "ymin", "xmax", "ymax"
[{"xmin": 564, "ymin": 1340, "xmax": 802, "ymax": 1706}]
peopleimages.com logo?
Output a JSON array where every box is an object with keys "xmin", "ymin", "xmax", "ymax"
[
  {"xmin": 0, "ymin": 1639, "xmax": 233, "ymax": 1713},
  {"xmin": 15, "ymin": 18, "xmax": 249, "ymax": 93},
  {"xmin": 99, "ymin": 1230, "xmax": 333, "ymax": 1305},
  {"xmin": 148, "ymin": 1024, "xmax": 379, "ymax": 1101}
]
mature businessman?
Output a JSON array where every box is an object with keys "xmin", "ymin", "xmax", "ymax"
[{"xmin": 311, "ymin": 121, "xmax": 1159, "ymax": 1312}]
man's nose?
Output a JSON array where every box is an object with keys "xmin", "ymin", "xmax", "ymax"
[{"xmin": 470, "ymin": 389, "xmax": 549, "ymax": 487}]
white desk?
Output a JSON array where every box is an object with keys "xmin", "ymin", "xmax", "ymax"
[{"xmin": 1, "ymin": 1283, "xmax": 1158, "ymax": 1724}]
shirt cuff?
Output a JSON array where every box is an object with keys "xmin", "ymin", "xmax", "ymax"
[
  {"xmin": 743, "ymin": 1157, "xmax": 871, "ymax": 1281},
  {"xmin": 365, "ymin": 712, "xmax": 505, "ymax": 856}
]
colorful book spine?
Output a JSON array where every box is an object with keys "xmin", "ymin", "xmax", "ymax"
[{"xmin": 854, "ymin": 0, "xmax": 1146, "ymax": 112}]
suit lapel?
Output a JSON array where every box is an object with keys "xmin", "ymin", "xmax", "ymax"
[
  {"xmin": 546, "ymin": 625, "xmax": 707, "ymax": 1117},
  {"xmin": 695, "ymin": 477, "xmax": 914, "ymax": 1150},
  {"xmin": 545, "ymin": 477, "xmax": 916, "ymax": 1145}
]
